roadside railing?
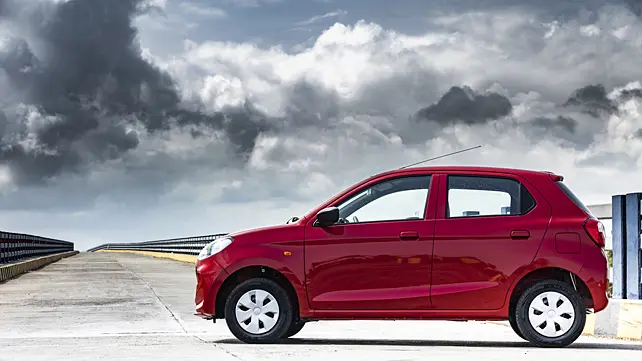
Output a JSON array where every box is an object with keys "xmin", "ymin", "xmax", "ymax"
[
  {"xmin": 0, "ymin": 232, "xmax": 75, "ymax": 265},
  {"xmin": 86, "ymin": 233, "xmax": 228, "ymax": 255}
]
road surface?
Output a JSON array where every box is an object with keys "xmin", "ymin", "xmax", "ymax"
[{"xmin": 1, "ymin": 252, "xmax": 640, "ymax": 360}]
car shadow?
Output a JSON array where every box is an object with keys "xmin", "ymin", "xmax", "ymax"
[{"xmin": 212, "ymin": 338, "xmax": 642, "ymax": 350}]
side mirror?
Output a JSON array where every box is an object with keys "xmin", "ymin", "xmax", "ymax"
[{"xmin": 315, "ymin": 207, "xmax": 339, "ymax": 227}]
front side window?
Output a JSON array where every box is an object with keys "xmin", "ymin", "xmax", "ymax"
[
  {"xmin": 335, "ymin": 175, "xmax": 432, "ymax": 224},
  {"xmin": 446, "ymin": 175, "xmax": 536, "ymax": 218}
]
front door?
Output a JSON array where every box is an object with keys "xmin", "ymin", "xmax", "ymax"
[
  {"xmin": 304, "ymin": 173, "xmax": 437, "ymax": 310},
  {"xmin": 430, "ymin": 172, "xmax": 551, "ymax": 310}
]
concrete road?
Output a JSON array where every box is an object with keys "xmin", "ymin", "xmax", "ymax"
[{"xmin": 0, "ymin": 253, "xmax": 640, "ymax": 361}]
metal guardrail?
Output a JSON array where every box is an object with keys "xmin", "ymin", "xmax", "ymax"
[
  {"xmin": 85, "ymin": 204, "xmax": 608, "ymax": 254},
  {"xmin": 0, "ymin": 232, "xmax": 75, "ymax": 265},
  {"xmin": 84, "ymin": 205, "xmax": 611, "ymax": 256},
  {"xmin": 86, "ymin": 234, "xmax": 228, "ymax": 255}
]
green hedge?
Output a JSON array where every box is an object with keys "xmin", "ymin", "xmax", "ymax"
[{"xmin": 605, "ymin": 249, "xmax": 613, "ymax": 298}]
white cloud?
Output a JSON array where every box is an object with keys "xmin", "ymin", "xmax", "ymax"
[
  {"xmin": 167, "ymin": 6, "xmax": 642, "ymax": 117},
  {"xmin": 178, "ymin": 2, "xmax": 227, "ymax": 18},
  {"xmin": 199, "ymin": 74, "xmax": 247, "ymax": 110},
  {"xmin": 294, "ymin": 9, "xmax": 348, "ymax": 26},
  {"xmin": 152, "ymin": 4, "xmax": 642, "ymax": 206},
  {"xmin": 222, "ymin": 0, "xmax": 283, "ymax": 7},
  {"xmin": 169, "ymin": 21, "xmax": 453, "ymax": 114}
]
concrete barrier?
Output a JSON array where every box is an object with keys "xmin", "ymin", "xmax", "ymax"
[
  {"xmin": 0, "ymin": 251, "xmax": 79, "ymax": 283},
  {"xmin": 583, "ymin": 299, "xmax": 642, "ymax": 340},
  {"xmin": 96, "ymin": 249, "xmax": 198, "ymax": 264}
]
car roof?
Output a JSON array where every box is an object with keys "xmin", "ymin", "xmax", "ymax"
[{"xmin": 370, "ymin": 165, "xmax": 559, "ymax": 179}]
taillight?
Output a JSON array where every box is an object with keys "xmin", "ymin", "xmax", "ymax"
[{"xmin": 584, "ymin": 218, "xmax": 606, "ymax": 248}]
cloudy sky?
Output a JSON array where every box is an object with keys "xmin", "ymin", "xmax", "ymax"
[{"xmin": 1, "ymin": 0, "xmax": 642, "ymax": 250}]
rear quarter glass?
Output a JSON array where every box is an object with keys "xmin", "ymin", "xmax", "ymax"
[
  {"xmin": 555, "ymin": 181, "xmax": 593, "ymax": 216},
  {"xmin": 553, "ymin": 180, "xmax": 607, "ymax": 249}
]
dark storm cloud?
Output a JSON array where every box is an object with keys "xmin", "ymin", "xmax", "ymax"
[
  {"xmin": 623, "ymin": 0, "xmax": 642, "ymax": 17},
  {"xmin": 525, "ymin": 83, "xmax": 642, "ymax": 149},
  {"xmin": 532, "ymin": 116, "xmax": 577, "ymax": 133},
  {"xmin": 560, "ymin": 83, "xmax": 642, "ymax": 122},
  {"xmin": 0, "ymin": 0, "xmax": 270, "ymax": 184},
  {"xmin": 524, "ymin": 85, "xmax": 617, "ymax": 149},
  {"xmin": 0, "ymin": 0, "xmax": 639, "ymax": 190},
  {"xmin": 0, "ymin": 111, "xmax": 7, "ymax": 135},
  {"xmin": 526, "ymin": 114, "xmax": 596, "ymax": 150},
  {"xmin": 282, "ymin": 80, "xmax": 341, "ymax": 127},
  {"xmin": 620, "ymin": 88, "xmax": 642, "ymax": 101},
  {"xmin": 563, "ymin": 84, "xmax": 617, "ymax": 116},
  {"xmin": 200, "ymin": 103, "xmax": 273, "ymax": 155},
  {"xmin": 415, "ymin": 86, "xmax": 513, "ymax": 125},
  {"xmin": 410, "ymin": 82, "xmax": 642, "ymax": 150}
]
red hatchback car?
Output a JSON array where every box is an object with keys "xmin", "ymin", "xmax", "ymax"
[{"xmin": 194, "ymin": 166, "xmax": 609, "ymax": 347}]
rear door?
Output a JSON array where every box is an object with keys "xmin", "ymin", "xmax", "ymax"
[{"xmin": 430, "ymin": 171, "xmax": 552, "ymax": 310}]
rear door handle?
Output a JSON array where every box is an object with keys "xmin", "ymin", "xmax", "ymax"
[
  {"xmin": 510, "ymin": 230, "xmax": 530, "ymax": 240},
  {"xmin": 399, "ymin": 231, "xmax": 419, "ymax": 240}
]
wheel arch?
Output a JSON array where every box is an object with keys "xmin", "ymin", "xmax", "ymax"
[
  {"xmin": 215, "ymin": 264, "xmax": 303, "ymax": 320},
  {"xmin": 507, "ymin": 266, "xmax": 593, "ymax": 317}
]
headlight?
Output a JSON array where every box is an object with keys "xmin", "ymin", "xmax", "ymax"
[{"xmin": 198, "ymin": 236, "xmax": 233, "ymax": 260}]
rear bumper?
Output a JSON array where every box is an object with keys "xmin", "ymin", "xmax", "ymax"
[
  {"xmin": 195, "ymin": 257, "xmax": 229, "ymax": 318},
  {"xmin": 578, "ymin": 250, "xmax": 610, "ymax": 313}
]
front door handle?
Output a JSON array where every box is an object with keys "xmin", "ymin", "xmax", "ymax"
[
  {"xmin": 400, "ymin": 231, "xmax": 419, "ymax": 240},
  {"xmin": 510, "ymin": 230, "xmax": 530, "ymax": 240}
]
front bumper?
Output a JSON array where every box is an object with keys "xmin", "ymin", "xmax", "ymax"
[{"xmin": 195, "ymin": 257, "xmax": 229, "ymax": 318}]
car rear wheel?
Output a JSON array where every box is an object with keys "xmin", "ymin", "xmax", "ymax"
[
  {"xmin": 508, "ymin": 312, "xmax": 525, "ymax": 340},
  {"xmin": 224, "ymin": 278, "xmax": 293, "ymax": 344},
  {"xmin": 514, "ymin": 279, "xmax": 585, "ymax": 347}
]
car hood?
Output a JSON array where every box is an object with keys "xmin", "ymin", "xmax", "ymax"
[{"xmin": 226, "ymin": 221, "xmax": 303, "ymax": 245}]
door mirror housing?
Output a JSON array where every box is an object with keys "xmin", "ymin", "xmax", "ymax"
[{"xmin": 315, "ymin": 207, "xmax": 340, "ymax": 227}]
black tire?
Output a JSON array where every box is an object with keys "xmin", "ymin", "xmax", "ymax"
[
  {"xmin": 224, "ymin": 278, "xmax": 294, "ymax": 344},
  {"xmin": 514, "ymin": 279, "xmax": 586, "ymax": 348},
  {"xmin": 508, "ymin": 311, "xmax": 526, "ymax": 340},
  {"xmin": 283, "ymin": 319, "xmax": 306, "ymax": 338}
]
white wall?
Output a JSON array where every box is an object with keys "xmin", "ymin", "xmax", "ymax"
[{"xmin": 602, "ymin": 218, "xmax": 613, "ymax": 251}]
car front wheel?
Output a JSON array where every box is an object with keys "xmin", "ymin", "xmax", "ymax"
[
  {"xmin": 224, "ymin": 278, "xmax": 294, "ymax": 344},
  {"xmin": 283, "ymin": 319, "xmax": 306, "ymax": 338},
  {"xmin": 514, "ymin": 279, "xmax": 586, "ymax": 347}
]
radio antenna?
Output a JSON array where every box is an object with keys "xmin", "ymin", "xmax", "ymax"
[{"xmin": 398, "ymin": 145, "xmax": 482, "ymax": 169}]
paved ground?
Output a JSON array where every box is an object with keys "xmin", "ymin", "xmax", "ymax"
[{"xmin": 0, "ymin": 252, "xmax": 640, "ymax": 361}]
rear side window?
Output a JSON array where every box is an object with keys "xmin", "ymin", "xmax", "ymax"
[
  {"xmin": 555, "ymin": 181, "xmax": 593, "ymax": 216},
  {"xmin": 446, "ymin": 175, "xmax": 536, "ymax": 218}
]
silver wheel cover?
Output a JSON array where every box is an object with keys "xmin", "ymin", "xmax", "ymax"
[
  {"xmin": 235, "ymin": 289, "xmax": 280, "ymax": 334},
  {"xmin": 528, "ymin": 291, "xmax": 576, "ymax": 338}
]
